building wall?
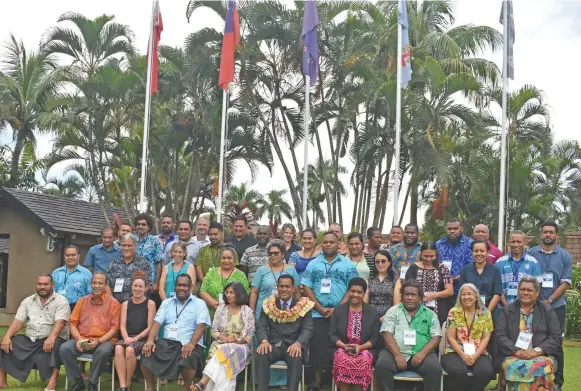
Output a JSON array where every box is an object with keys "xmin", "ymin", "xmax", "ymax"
[{"xmin": 0, "ymin": 205, "xmax": 61, "ymax": 313}]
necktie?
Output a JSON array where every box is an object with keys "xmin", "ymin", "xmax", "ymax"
[{"xmin": 282, "ymin": 302, "xmax": 289, "ymax": 311}]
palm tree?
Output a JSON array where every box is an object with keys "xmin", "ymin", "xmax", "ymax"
[
  {"xmin": 0, "ymin": 34, "xmax": 62, "ymax": 187},
  {"xmin": 224, "ymin": 182, "xmax": 264, "ymax": 216},
  {"xmin": 256, "ymin": 189, "xmax": 294, "ymax": 224}
]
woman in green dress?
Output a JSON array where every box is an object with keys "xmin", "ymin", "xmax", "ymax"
[{"xmin": 200, "ymin": 246, "xmax": 250, "ymax": 317}]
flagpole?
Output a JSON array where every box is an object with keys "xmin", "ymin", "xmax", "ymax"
[
  {"xmin": 216, "ymin": 90, "xmax": 228, "ymax": 223},
  {"xmin": 393, "ymin": 2, "xmax": 403, "ymax": 226},
  {"xmin": 498, "ymin": 0, "xmax": 509, "ymax": 250},
  {"xmin": 139, "ymin": 0, "xmax": 156, "ymax": 213},
  {"xmin": 302, "ymin": 75, "xmax": 310, "ymax": 228}
]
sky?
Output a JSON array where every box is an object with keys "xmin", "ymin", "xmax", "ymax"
[{"xmin": 1, "ymin": 0, "xmax": 580, "ymax": 232}]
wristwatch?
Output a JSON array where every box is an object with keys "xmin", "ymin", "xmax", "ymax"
[{"xmin": 547, "ymin": 298, "xmax": 554, "ymax": 304}]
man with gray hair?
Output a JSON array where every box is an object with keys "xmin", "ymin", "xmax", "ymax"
[
  {"xmin": 473, "ymin": 224, "xmax": 503, "ymax": 263},
  {"xmin": 495, "ymin": 230, "xmax": 542, "ymax": 305}
]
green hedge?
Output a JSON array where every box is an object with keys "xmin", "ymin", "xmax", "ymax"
[{"xmin": 565, "ymin": 267, "xmax": 581, "ymax": 339}]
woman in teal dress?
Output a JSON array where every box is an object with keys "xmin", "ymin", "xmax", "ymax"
[
  {"xmin": 250, "ymin": 240, "xmax": 301, "ymax": 388},
  {"xmin": 159, "ymin": 241, "xmax": 196, "ymax": 300}
]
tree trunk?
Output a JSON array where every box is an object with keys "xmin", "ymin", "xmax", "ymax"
[
  {"xmin": 373, "ymin": 159, "xmax": 383, "ymax": 227},
  {"xmin": 357, "ymin": 173, "xmax": 367, "ymax": 233},
  {"xmin": 410, "ymin": 179, "xmax": 419, "ymax": 225},
  {"xmin": 279, "ymin": 108, "xmax": 301, "ymax": 184},
  {"xmin": 8, "ymin": 132, "xmax": 25, "ymax": 187},
  {"xmin": 398, "ymin": 182, "xmax": 412, "ymax": 226},
  {"xmin": 351, "ymin": 182, "xmax": 360, "ymax": 231},
  {"xmin": 313, "ymin": 120, "xmax": 333, "ymax": 225},
  {"xmin": 364, "ymin": 171, "xmax": 373, "ymax": 231}
]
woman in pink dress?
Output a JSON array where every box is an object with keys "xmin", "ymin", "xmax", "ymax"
[{"xmin": 330, "ymin": 277, "xmax": 381, "ymax": 391}]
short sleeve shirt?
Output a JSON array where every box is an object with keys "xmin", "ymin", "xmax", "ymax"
[
  {"xmin": 495, "ymin": 253, "xmax": 542, "ymax": 304},
  {"xmin": 83, "ymin": 243, "xmax": 121, "ymax": 274},
  {"xmin": 69, "ymin": 293, "xmax": 121, "ymax": 341},
  {"xmin": 106, "ymin": 256, "xmax": 152, "ymax": 303},
  {"xmin": 301, "ymin": 254, "xmax": 359, "ymax": 317},
  {"xmin": 163, "ymin": 236, "xmax": 210, "ymax": 266},
  {"xmin": 458, "ymin": 263, "xmax": 503, "ymax": 306},
  {"xmin": 226, "ymin": 235, "xmax": 257, "ymax": 261},
  {"xmin": 15, "ymin": 293, "xmax": 70, "ymax": 340},
  {"xmin": 136, "ymin": 234, "xmax": 163, "ymax": 282},
  {"xmin": 196, "ymin": 245, "xmax": 223, "ymax": 276},
  {"xmin": 389, "ymin": 242, "xmax": 422, "ymax": 272},
  {"xmin": 380, "ymin": 304, "xmax": 441, "ymax": 360},
  {"xmin": 528, "ymin": 245, "xmax": 573, "ymax": 308},
  {"xmin": 155, "ymin": 295, "xmax": 211, "ymax": 346},
  {"xmin": 445, "ymin": 306, "xmax": 493, "ymax": 354},
  {"xmin": 52, "ymin": 264, "xmax": 93, "ymax": 304},
  {"xmin": 435, "ymin": 235, "xmax": 474, "ymax": 281},
  {"xmin": 240, "ymin": 245, "xmax": 269, "ymax": 282}
]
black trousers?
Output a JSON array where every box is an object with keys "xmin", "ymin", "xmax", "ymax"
[
  {"xmin": 375, "ymin": 349, "xmax": 441, "ymax": 391},
  {"xmin": 441, "ymin": 353, "xmax": 493, "ymax": 391},
  {"xmin": 309, "ymin": 317, "xmax": 331, "ymax": 370},
  {"xmin": 554, "ymin": 305, "xmax": 565, "ymax": 386},
  {"xmin": 255, "ymin": 343, "xmax": 303, "ymax": 391}
]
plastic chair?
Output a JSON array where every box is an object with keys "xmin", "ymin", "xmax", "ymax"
[{"xmin": 64, "ymin": 353, "xmax": 114, "ymax": 391}]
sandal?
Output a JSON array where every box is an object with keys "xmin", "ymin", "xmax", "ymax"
[
  {"xmin": 190, "ymin": 382, "xmax": 205, "ymax": 391},
  {"xmin": 177, "ymin": 376, "xmax": 185, "ymax": 386}
]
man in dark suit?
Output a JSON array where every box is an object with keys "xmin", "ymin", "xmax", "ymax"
[{"xmin": 255, "ymin": 274, "xmax": 314, "ymax": 391}]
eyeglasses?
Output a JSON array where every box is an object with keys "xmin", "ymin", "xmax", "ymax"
[
  {"xmin": 268, "ymin": 252, "xmax": 281, "ymax": 257},
  {"xmin": 375, "ymin": 260, "xmax": 388, "ymax": 265}
]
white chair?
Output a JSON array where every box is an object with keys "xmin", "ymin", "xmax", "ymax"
[{"xmin": 64, "ymin": 353, "xmax": 114, "ymax": 391}]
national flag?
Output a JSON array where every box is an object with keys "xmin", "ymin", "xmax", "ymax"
[
  {"xmin": 500, "ymin": 0, "xmax": 515, "ymax": 79},
  {"xmin": 219, "ymin": 0, "xmax": 240, "ymax": 89},
  {"xmin": 301, "ymin": 0, "xmax": 319, "ymax": 86},
  {"xmin": 398, "ymin": 0, "xmax": 412, "ymax": 88},
  {"xmin": 149, "ymin": 1, "xmax": 163, "ymax": 95}
]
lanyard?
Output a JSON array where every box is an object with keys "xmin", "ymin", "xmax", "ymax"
[
  {"xmin": 542, "ymin": 252, "xmax": 556, "ymax": 274},
  {"xmin": 463, "ymin": 310, "xmax": 477, "ymax": 337},
  {"xmin": 174, "ymin": 298, "xmax": 191, "ymax": 323},
  {"xmin": 220, "ymin": 268, "xmax": 235, "ymax": 287},
  {"xmin": 323, "ymin": 259, "xmax": 336, "ymax": 278},
  {"xmin": 511, "ymin": 258, "xmax": 524, "ymax": 280},
  {"xmin": 170, "ymin": 262, "xmax": 184, "ymax": 288},
  {"xmin": 522, "ymin": 312, "xmax": 533, "ymax": 332},
  {"xmin": 270, "ymin": 264, "xmax": 284, "ymax": 285},
  {"xmin": 403, "ymin": 309, "xmax": 417, "ymax": 327}
]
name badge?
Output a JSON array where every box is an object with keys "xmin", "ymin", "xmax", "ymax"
[
  {"xmin": 404, "ymin": 329, "xmax": 416, "ymax": 345},
  {"xmin": 442, "ymin": 260, "xmax": 452, "ymax": 270},
  {"xmin": 480, "ymin": 295, "xmax": 486, "ymax": 305},
  {"xmin": 271, "ymin": 287, "xmax": 278, "ymax": 296},
  {"xmin": 114, "ymin": 278, "xmax": 125, "ymax": 293},
  {"xmin": 320, "ymin": 278, "xmax": 332, "ymax": 294},
  {"xmin": 542, "ymin": 273, "xmax": 554, "ymax": 288},
  {"xmin": 463, "ymin": 342, "xmax": 476, "ymax": 355},
  {"xmin": 507, "ymin": 282, "xmax": 518, "ymax": 297},
  {"xmin": 167, "ymin": 324, "xmax": 179, "ymax": 340},
  {"xmin": 58, "ymin": 289, "xmax": 67, "ymax": 296},
  {"xmin": 400, "ymin": 266, "xmax": 409, "ymax": 280},
  {"xmin": 515, "ymin": 332, "xmax": 533, "ymax": 349},
  {"xmin": 425, "ymin": 299, "xmax": 436, "ymax": 308}
]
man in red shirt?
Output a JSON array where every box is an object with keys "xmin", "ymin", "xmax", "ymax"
[{"xmin": 473, "ymin": 224, "xmax": 503, "ymax": 263}]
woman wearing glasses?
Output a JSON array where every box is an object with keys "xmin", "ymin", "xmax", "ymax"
[
  {"xmin": 364, "ymin": 250, "xmax": 396, "ymax": 319},
  {"xmin": 250, "ymin": 240, "xmax": 301, "ymax": 389}
]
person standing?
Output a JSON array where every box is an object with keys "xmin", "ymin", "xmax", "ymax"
[
  {"xmin": 527, "ymin": 221, "xmax": 571, "ymax": 390},
  {"xmin": 0, "ymin": 274, "xmax": 69, "ymax": 390},
  {"xmin": 227, "ymin": 215, "xmax": 257, "ymax": 261},
  {"xmin": 134, "ymin": 214, "xmax": 163, "ymax": 303},
  {"xmin": 60, "ymin": 273, "xmax": 121, "ymax": 391},
  {"xmin": 496, "ymin": 231, "xmax": 542, "ymax": 305},
  {"xmin": 163, "ymin": 220, "xmax": 209, "ymax": 266},
  {"xmin": 288, "ymin": 229, "xmax": 319, "ymax": 279},
  {"xmin": 389, "ymin": 223, "xmax": 421, "ymax": 275},
  {"xmin": 160, "ymin": 241, "xmax": 196, "ymax": 301},
  {"xmin": 158, "ymin": 215, "xmax": 176, "ymax": 253},
  {"xmin": 472, "ymin": 224, "xmax": 503, "ymax": 264},
  {"xmin": 105, "ymin": 234, "xmax": 152, "ymax": 303},
  {"xmin": 196, "ymin": 222, "xmax": 225, "ymax": 281},
  {"xmin": 435, "ymin": 218, "xmax": 474, "ymax": 295},
  {"xmin": 281, "ymin": 223, "xmax": 302, "ymax": 263},
  {"xmin": 329, "ymin": 223, "xmax": 349, "ymax": 256},
  {"xmin": 364, "ymin": 250, "xmax": 397, "ymax": 319},
  {"xmin": 301, "ymin": 232, "xmax": 358, "ymax": 391},
  {"xmin": 375, "ymin": 280, "xmax": 442, "ymax": 391},
  {"xmin": 388, "ymin": 226, "xmax": 404, "ymax": 247},
  {"xmin": 363, "ymin": 227, "xmax": 386, "ymax": 272},
  {"xmin": 240, "ymin": 225, "xmax": 271, "ymax": 282},
  {"xmin": 53, "ymin": 245, "xmax": 92, "ymax": 312},
  {"xmin": 190, "ymin": 217, "xmax": 211, "ymax": 263},
  {"xmin": 115, "ymin": 224, "xmax": 133, "ymax": 247},
  {"xmin": 346, "ymin": 233, "xmax": 372, "ymax": 280},
  {"xmin": 84, "ymin": 227, "xmax": 121, "ymax": 274}
]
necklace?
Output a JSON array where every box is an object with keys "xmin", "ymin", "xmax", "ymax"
[{"xmin": 303, "ymin": 247, "xmax": 316, "ymax": 258}]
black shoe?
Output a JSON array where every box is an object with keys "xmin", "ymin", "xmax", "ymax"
[
  {"xmin": 68, "ymin": 381, "xmax": 85, "ymax": 391},
  {"xmin": 87, "ymin": 382, "xmax": 98, "ymax": 391}
]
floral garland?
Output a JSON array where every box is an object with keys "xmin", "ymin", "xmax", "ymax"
[{"xmin": 262, "ymin": 295, "xmax": 315, "ymax": 323}]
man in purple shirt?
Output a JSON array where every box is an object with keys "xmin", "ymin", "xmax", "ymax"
[
  {"xmin": 473, "ymin": 224, "xmax": 504, "ymax": 263},
  {"xmin": 435, "ymin": 218, "xmax": 474, "ymax": 295}
]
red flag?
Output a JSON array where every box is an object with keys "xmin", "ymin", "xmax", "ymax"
[
  {"xmin": 218, "ymin": 0, "xmax": 240, "ymax": 89},
  {"xmin": 149, "ymin": 1, "xmax": 163, "ymax": 95}
]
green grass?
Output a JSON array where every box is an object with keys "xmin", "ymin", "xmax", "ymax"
[{"xmin": 1, "ymin": 325, "xmax": 579, "ymax": 390}]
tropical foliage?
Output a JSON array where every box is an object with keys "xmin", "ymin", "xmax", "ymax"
[{"xmin": 0, "ymin": 0, "xmax": 580, "ymax": 236}]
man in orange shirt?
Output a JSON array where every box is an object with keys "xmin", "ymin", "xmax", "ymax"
[{"xmin": 60, "ymin": 273, "xmax": 120, "ymax": 391}]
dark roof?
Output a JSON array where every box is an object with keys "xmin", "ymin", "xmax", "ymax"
[
  {"xmin": 0, "ymin": 188, "xmax": 133, "ymax": 237},
  {"xmin": 0, "ymin": 238, "xmax": 8, "ymax": 254}
]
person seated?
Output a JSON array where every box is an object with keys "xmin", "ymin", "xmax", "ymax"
[
  {"xmin": 375, "ymin": 279, "xmax": 442, "ymax": 391},
  {"xmin": 255, "ymin": 274, "xmax": 314, "ymax": 391},
  {"xmin": 60, "ymin": 273, "xmax": 121, "ymax": 391},
  {"xmin": 114, "ymin": 272, "xmax": 156, "ymax": 391},
  {"xmin": 0, "ymin": 274, "xmax": 69, "ymax": 391},
  {"xmin": 191, "ymin": 282, "xmax": 255, "ymax": 391},
  {"xmin": 140, "ymin": 274, "xmax": 210, "ymax": 391},
  {"xmin": 496, "ymin": 276, "xmax": 562, "ymax": 391},
  {"xmin": 330, "ymin": 277, "xmax": 380, "ymax": 391},
  {"xmin": 441, "ymin": 283, "xmax": 494, "ymax": 391}
]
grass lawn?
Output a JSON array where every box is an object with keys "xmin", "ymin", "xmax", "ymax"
[{"xmin": 0, "ymin": 325, "xmax": 578, "ymax": 390}]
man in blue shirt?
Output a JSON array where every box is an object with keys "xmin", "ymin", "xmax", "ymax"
[
  {"xmin": 158, "ymin": 215, "xmax": 176, "ymax": 253},
  {"xmin": 435, "ymin": 218, "xmax": 474, "ymax": 294},
  {"xmin": 496, "ymin": 230, "xmax": 542, "ymax": 305},
  {"xmin": 52, "ymin": 245, "xmax": 92, "ymax": 311},
  {"xmin": 302, "ymin": 232, "xmax": 358, "ymax": 391},
  {"xmin": 528, "ymin": 221, "xmax": 572, "ymax": 390},
  {"xmin": 83, "ymin": 227, "xmax": 121, "ymax": 274},
  {"xmin": 134, "ymin": 213, "xmax": 163, "ymax": 303},
  {"xmin": 141, "ymin": 274, "xmax": 210, "ymax": 391}
]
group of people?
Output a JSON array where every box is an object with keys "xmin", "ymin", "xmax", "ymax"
[{"xmin": 0, "ymin": 214, "xmax": 572, "ymax": 391}]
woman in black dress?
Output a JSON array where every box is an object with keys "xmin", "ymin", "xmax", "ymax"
[{"xmin": 114, "ymin": 271, "xmax": 156, "ymax": 391}]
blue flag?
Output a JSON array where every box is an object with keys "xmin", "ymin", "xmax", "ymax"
[
  {"xmin": 500, "ymin": 0, "xmax": 515, "ymax": 79},
  {"xmin": 302, "ymin": 0, "xmax": 319, "ymax": 86},
  {"xmin": 398, "ymin": 0, "xmax": 412, "ymax": 88}
]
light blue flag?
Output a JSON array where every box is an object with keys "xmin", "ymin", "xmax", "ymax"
[
  {"xmin": 500, "ymin": 0, "xmax": 515, "ymax": 79},
  {"xmin": 398, "ymin": 0, "xmax": 412, "ymax": 88}
]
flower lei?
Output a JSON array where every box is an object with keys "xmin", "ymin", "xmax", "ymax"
[{"xmin": 262, "ymin": 295, "xmax": 314, "ymax": 323}]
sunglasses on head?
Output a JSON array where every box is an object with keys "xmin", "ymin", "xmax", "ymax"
[{"xmin": 268, "ymin": 252, "xmax": 281, "ymax": 257}]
